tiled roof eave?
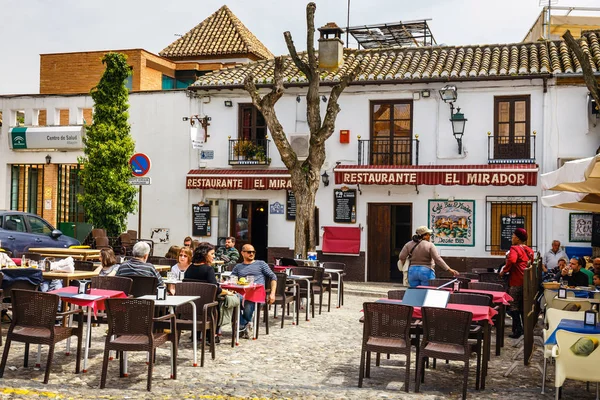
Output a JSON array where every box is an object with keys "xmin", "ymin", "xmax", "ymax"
[{"xmin": 188, "ymin": 72, "xmax": 554, "ymax": 91}]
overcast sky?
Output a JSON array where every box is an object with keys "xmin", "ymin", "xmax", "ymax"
[{"xmin": 1, "ymin": 0, "xmax": 598, "ymax": 94}]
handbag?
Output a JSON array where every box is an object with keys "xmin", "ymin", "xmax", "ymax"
[{"xmin": 398, "ymin": 241, "xmax": 422, "ymax": 286}]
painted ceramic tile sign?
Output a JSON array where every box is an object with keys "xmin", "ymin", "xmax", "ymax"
[{"xmin": 428, "ymin": 200, "xmax": 475, "ymax": 246}]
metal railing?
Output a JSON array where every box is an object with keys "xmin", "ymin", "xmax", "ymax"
[
  {"xmin": 228, "ymin": 138, "xmax": 271, "ymax": 166},
  {"xmin": 487, "ymin": 133, "xmax": 536, "ymax": 164},
  {"xmin": 358, "ymin": 138, "xmax": 419, "ymax": 166}
]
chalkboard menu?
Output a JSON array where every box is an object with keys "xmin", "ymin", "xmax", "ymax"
[
  {"xmin": 500, "ymin": 215, "xmax": 525, "ymax": 251},
  {"xmin": 592, "ymin": 213, "xmax": 600, "ymax": 247},
  {"xmin": 334, "ymin": 189, "xmax": 357, "ymax": 223},
  {"xmin": 192, "ymin": 204, "xmax": 211, "ymax": 236},
  {"xmin": 286, "ymin": 190, "xmax": 296, "ymax": 221}
]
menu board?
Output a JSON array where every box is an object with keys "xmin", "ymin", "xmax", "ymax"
[
  {"xmin": 286, "ymin": 190, "xmax": 296, "ymax": 221},
  {"xmin": 592, "ymin": 213, "xmax": 600, "ymax": 247},
  {"xmin": 192, "ymin": 204, "xmax": 211, "ymax": 236},
  {"xmin": 500, "ymin": 215, "xmax": 525, "ymax": 251},
  {"xmin": 334, "ymin": 189, "xmax": 357, "ymax": 223}
]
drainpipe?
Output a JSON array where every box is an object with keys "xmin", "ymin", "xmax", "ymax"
[{"xmin": 541, "ymin": 78, "xmax": 551, "ymax": 254}]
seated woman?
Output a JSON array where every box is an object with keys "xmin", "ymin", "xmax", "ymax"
[
  {"xmin": 165, "ymin": 245, "xmax": 181, "ymax": 260},
  {"xmin": 95, "ymin": 248, "xmax": 120, "ymax": 277},
  {"xmin": 171, "ymin": 246, "xmax": 193, "ymax": 276}
]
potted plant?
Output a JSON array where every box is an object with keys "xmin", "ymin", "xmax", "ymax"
[{"xmin": 233, "ymin": 140, "xmax": 256, "ymax": 160}]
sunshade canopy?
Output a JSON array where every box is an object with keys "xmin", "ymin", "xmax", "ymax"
[
  {"xmin": 541, "ymin": 192, "xmax": 600, "ymax": 212},
  {"xmin": 541, "ymin": 154, "xmax": 600, "ymax": 193}
]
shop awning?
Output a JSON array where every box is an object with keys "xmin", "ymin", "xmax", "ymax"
[
  {"xmin": 541, "ymin": 192, "xmax": 600, "ymax": 212},
  {"xmin": 322, "ymin": 226, "xmax": 361, "ymax": 255},
  {"xmin": 186, "ymin": 168, "xmax": 291, "ymax": 190},
  {"xmin": 333, "ymin": 164, "xmax": 538, "ymax": 186}
]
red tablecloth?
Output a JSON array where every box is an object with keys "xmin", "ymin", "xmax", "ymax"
[
  {"xmin": 221, "ymin": 283, "xmax": 266, "ymax": 303},
  {"xmin": 376, "ymin": 299, "xmax": 498, "ymax": 325},
  {"xmin": 417, "ymin": 286, "xmax": 513, "ymax": 305},
  {"xmin": 50, "ymin": 286, "xmax": 127, "ymax": 315}
]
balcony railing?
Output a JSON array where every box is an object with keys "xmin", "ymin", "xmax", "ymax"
[
  {"xmin": 358, "ymin": 138, "xmax": 419, "ymax": 166},
  {"xmin": 228, "ymin": 138, "xmax": 271, "ymax": 166},
  {"xmin": 487, "ymin": 133, "xmax": 536, "ymax": 164}
]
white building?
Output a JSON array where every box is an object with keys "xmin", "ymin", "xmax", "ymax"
[{"xmin": 1, "ymin": 30, "xmax": 599, "ymax": 281}]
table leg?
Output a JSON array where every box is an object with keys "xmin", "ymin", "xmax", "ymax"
[
  {"xmin": 83, "ymin": 306, "xmax": 92, "ymax": 373},
  {"xmin": 235, "ymin": 303, "xmax": 240, "ymax": 346},
  {"xmin": 335, "ymin": 272, "xmax": 342, "ymax": 308},
  {"xmin": 253, "ymin": 305, "xmax": 259, "ymax": 340},
  {"xmin": 189, "ymin": 302, "xmax": 198, "ymax": 367},
  {"xmin": 306, "ymin": 279, "xmax": 311, "ymax": 321},
  {"xmin": 36, "ymin": 345, "xmax": 41, "ymax": 368},
  {"xmin": 123, "ymin": 351, "xmax": 128, "ymax": 376},
  {"xmin": 481, "ymin": 320, "xmax": 490, "ymax": 390},
  {"xmin": 498, "ymin": 304, "xmax": 506, "ymax": 354}
]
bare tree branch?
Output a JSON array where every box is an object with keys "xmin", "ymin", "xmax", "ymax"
[
  {"xmin": 244, "ymin": 57, "xmax": 297, "ymax": 170},
  {"xmin": 563, "ymin": 30, "xmax": 600, "ymax": 111},
  {"xmin": 306, "ymin": 2, "xmax": 317, "ymax": 72},
  {"xmin": 284, "ymin": 31, "xmax": 310, "ymax": 78}
]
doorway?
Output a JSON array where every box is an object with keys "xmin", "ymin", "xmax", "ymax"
[
  {"xmin": 367, "ymin": 203, "xmax": 412, "ymax": 282},
  {"xmin": 230, "ymin": 200, "xmax": 269, "ymax": 262}
]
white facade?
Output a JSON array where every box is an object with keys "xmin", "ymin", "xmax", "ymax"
[{"xmin": 1, "ymin": 76, "xmax": 598, "ymax": 279}]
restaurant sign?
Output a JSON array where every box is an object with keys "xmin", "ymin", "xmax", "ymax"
[
  {"xmin": 9, "ymin": 126, "xmax": 84, "ymax": 150},
  {"xmin": 186, "ymin": 170, "xmax": 291, "ymax": 190},
  {"xmin": 334, "ymin": 165, "xmax": 538, "ymax": 186}
]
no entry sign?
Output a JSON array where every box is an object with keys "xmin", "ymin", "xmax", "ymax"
[{"xmin": 129, "ymin": 153, "xmax": 151, "ymax": 177}]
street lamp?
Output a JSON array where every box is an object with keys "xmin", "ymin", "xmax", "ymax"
[
  {"xmin": 321, "ymin": 171, "xmax": 330, "ymax": 186},
  {"xmin": 439, "ymin": 85, "xmax": 467, "ymax": 154},
  {"xmin": 45, "ymin": 154, "xmax": 52, "ymax": 165}
]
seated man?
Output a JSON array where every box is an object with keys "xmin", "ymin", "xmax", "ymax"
[
  {"xmin": 544, "ymin": 257, "xmax": 567, "ymax": 282},
  {"xmin": 231, "ymin": 244, "xmax": 276, "ymax": 339},
  {"xmin": 555, "ymin": 257, "xmax": 589, "ymax": 287},
  {"xmin": 215, "ymin": 237, "xmax": 240, "ymax": 268},
  {"xmin": 116, "ymin": 241, "xmax": 163, "ymax": 287}
]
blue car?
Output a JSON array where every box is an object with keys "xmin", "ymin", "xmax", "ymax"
[{"xmin": 0, "ymin": 211, "xmax": 80, "ymax": 257}]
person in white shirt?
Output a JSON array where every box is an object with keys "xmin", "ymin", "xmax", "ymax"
[
  {"xmin": 0, "ymin": 251, "xmax": 16, "ymax": 267},
  {"xmin": 542, "ymin": 240, "xmax": 567, "ymax": 273}
]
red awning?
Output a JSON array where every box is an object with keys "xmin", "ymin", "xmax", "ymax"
[
  {"xmin": 322, "ymin": 226, "xmax": 361, "ymax": 255},
  {"xmin": 334, "ymin": 164, "xmax": 538, "ymax": 186},
  {"xmin": 186, "ymin": 169, "xmax": 291, "ymax": 190}
]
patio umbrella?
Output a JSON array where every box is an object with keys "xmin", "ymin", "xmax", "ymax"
[
  {"xmin": 541, "ymin": 154, "xmax": 600, "ymax": 193},
  {"xmin": 541, "ymin": 192, "xmax": 600, "ymax": 212}
]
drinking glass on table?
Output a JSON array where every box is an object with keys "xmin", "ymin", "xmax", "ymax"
[
  {"xmin": 247, "ymin": 275, "xmax": 255, "ymax": 286},
  {"xmin": 230, "ymin": 276, "xmax": 238, "ymax": 285},
  {"xmin": 30, "ymin": 260, "xmax": 38, "ymax": 269},
  {"xmin": 166, "ymin": 272, "xmax": 175, "ymax": 281}
]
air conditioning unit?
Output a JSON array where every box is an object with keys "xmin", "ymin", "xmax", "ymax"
[{"xmin": 289, "ymin": 133, "xmax": 310, "ymax": 160}]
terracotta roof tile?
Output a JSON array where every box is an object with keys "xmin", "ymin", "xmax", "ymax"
[
  {"xmin": 191, "ymin": 31, "xmax": 600, "ymax": 88},
  {"xmin": 159, "ymin": 5, "xmax": 273, "ymax": 60}
]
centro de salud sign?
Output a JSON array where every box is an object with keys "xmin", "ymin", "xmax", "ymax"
[{"xmin": 9, "ymin": 126, "xmax": 84, "ymax": 150}]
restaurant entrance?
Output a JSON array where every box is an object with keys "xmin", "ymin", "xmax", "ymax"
[
  {"xmin": 367, "ymin": 203, "xmax": 412, "ymax": 282},
  {"xmin": 229, "ymin": 200, "xmax": 269, "ymax": 262}
]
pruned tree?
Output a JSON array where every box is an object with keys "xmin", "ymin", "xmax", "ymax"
[
  {"xmin": 78, "ymin": 52, "xmax": 137, "ymax": 237},
  {"xmin": 562, "ymin": 30, "xmax": 600, "ymax": 117},
  {"xmin": 244, "ymin": 2, "xmax": 359, "ymax": 257}
]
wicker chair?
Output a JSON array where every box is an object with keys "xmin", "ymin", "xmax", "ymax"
[
  {"xmin": 478, "ymin": 272, "xmax": 507, "ymax": 289},
  {"xmin": 100, "ymin": 298, "xmax": 177, "ymax": 391},
  {"xmin": 21, "ymin": 252, "xmax": 42, "ymax": 262},
  {"xmin": 449, "ymin": 293, "xmax": 493, "ymax": 307},
  {"xmin": 279, "ymin": 257, "xmax": 298, "ymax": 267},
  {"xmin": 359, "ymin": 302, "xmax": 414, "ymax": 391},
  {"xmin": 415, "ymin": 307, "xmax": 477, "ymax": 400},
  {"xmin": 309, "ymin": 267, "xmax": 331, "ymax": 314},
  {"xmin": 468, "ymin": 282, "xmax": 505, "ymax": 292},
  {"xmin": 158, "ymin": 258, "xmax": 176, "ymax": 266},
  {"xmin": 462, "ymin": 272, "xmax": 480, "ymax": 280},
  {"xmin": 127, "ymin": 230, "xmax": 138, "ymax": 240},
  {"xmin": 129, "ymin": 276, "xmax": 158, "ymax": 297},
  {"xmin": 322, "ymin": 262, "xmax": 346, "ymax": 306},
  {"xmin": 154, "ymin": 282, "xmax": 218, "ymax": 367},
  {"xmin": 0, "ymin": 290, "xmax": 83, "ymax": 384},
  {"xmin": 94, "ymin": 236, "xmax": 111, "ymax": 250},
  {"xmin": 147, "ymin": 256, "xmax": 164, "ymax": 265},
  {"xmin": 91, "ymin": 276, "xmax": 133, "ymax": 296},
  {"xmin": 387, "ymin": 290, "xmax": 405, "ymax": 300},
  {"xmin": 293, "ymin": 267, "xmax": 317, "ymax": 320},
  {"xmin": 273, "ymin": 272, "xmax": 299, "ymax": 328}
]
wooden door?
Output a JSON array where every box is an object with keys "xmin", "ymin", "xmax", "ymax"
[
  {"xmin": 229, "ymin": 200, "xmax": 269, "ymax": 261},
  {"xmin": 368, "ymin": 204, "xmax": 391, "ymax": 282}
]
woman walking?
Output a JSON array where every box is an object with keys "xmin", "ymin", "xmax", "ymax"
[{"xmin": 399, "ymin": 226, "xmax": 459, "ymax": 287}]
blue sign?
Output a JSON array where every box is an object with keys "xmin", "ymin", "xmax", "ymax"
[
  {"xmin": 201, "ymin": 150, "xmax": 214, "ymax": 160},
  {"xmin": 129, "ymin": 153, "xmax": 151, "ymax": 177},
  {"xmin": 270, "ymin": 202, "xmax": 284, "ymax": 214}
]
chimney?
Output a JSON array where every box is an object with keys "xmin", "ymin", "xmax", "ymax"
[{"xmin": 318, "ymin": 22, "xmax": 344, "ymax": 70}]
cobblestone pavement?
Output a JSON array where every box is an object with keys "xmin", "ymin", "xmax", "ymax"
[{"xmin": 0, "ymin": 284, "xmax": 596, "ymax": 399}]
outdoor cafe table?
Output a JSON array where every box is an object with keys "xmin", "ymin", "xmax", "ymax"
[
  {"xmin": 137, "ymin": 295, "xmax": 201, "ymax": 366},
  {"xmin": 49, "ymin": 286, "xmax": 127, "ymax": 372},
  {"xmin": 375, "ymin": 298, "xmax": 496, "ymax": 389},
  {"xmin": 545, "ymin": 319, "xmax": 600, "ymax": 345},
  {"xmin": 43, "ymin": 270, "xmax": 100, "ymax": 287},
  {"xmin": 324, "ymin": 268, "xmax": 345, "ymax": 308},
  {"xmin": 221, "ymin": 283, "xmax": 266, "ymax": 342},
  {"xmin": 27, "ymin": 247, "xmax": 101, "ymax": 261},
  {"xmin": 418, "ymin": 286, "xmax": 512, "ymax": 355}
]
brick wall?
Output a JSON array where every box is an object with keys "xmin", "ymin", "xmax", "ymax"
[{"xmin": 40, "ymin": 49, "xmax": 174, "ymax": 94}]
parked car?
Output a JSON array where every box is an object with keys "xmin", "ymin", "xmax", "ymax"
[{"xmin": 0, "ymin": 211, "xmax": 80, "ymax": 257}]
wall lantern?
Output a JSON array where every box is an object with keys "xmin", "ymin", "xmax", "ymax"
[
  {"xmin": 224, "ymin": 100, "xmax": 233, "ymax": 107},
  {"xmin": 45, "ymin": 154, "xmax": 52, "ymax": 165},
  {"xmin": 439, "ymin": 85, "xmax": 467, "ymax": 154},
  {"xmin": 321, "ymin": 171, "xmax": 330, "ymax": 187}
]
